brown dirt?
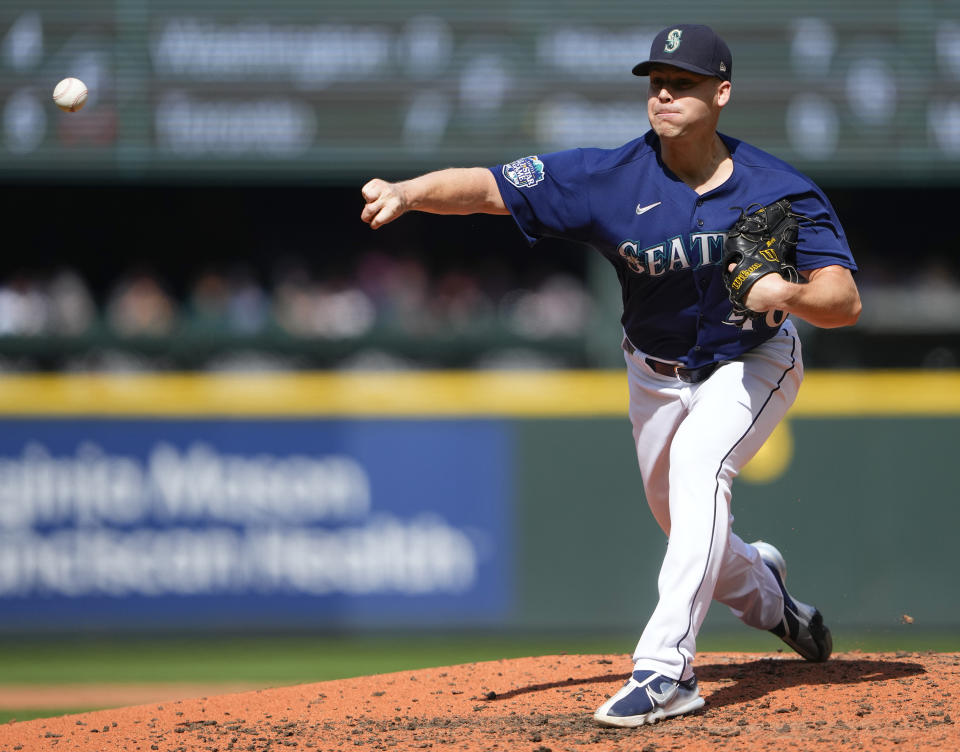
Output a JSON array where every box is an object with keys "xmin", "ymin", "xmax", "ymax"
[{"xmin": 0, "ymin": 651, "xmax": 956, "ymax": 752}]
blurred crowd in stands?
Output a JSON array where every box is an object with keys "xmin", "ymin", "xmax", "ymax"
[
  {"xmin": 0, "ymin": 248, "xmax": 956, "ymax": 371},
  {"xmin": 0, "ymin": 256, "xmax": 592, "ymax": 339},
  {"xmin": 0, "ymin": 250, "xmax": 596, "ymax": 370}
]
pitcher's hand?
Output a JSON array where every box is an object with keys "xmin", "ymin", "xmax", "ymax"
[
  {"xmin": 728, "ymin": 263, "xmax": 791, "ymax": 312},
  {"xmin": 361, "ymin": 179, "xmax": 408, "ymax": 229}
]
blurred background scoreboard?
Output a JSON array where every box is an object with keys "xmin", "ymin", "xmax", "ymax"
[{"xmin": 2, "ymin": 0, "xmax": 959, "ymax": 183}]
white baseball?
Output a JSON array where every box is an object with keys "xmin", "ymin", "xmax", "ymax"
[{"xmin": 53, "ymin": 77, "xmax": 88, "ymax": 112}]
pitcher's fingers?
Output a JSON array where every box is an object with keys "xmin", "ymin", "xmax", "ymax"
[
  {"xmin": 372, "ymin": 204, "xmax": 404, "ymax": 230},
  {"xmin": 360, "ymin": 198, "xmax": 382, "ymax": 224},
  {"xmin": 361, "ymin": 179, "xmax": 386, "ymax": 202}
]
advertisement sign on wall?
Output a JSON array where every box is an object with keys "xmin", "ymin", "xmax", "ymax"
[{"xmin": 0, "ymin": 419, "xmax": 512, "ymax": 629}]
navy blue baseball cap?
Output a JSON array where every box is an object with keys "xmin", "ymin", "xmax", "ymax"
[{"xmin": 632, "ymin": 24, "xmax": 732, "ymax": 81}]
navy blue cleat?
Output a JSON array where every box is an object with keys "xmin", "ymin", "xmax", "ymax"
[
  {"xmin": 594, "ymin": 670, "xmax": 705, "ymax": 727},
  {"xmin": 753, "ymin": 540, "xmax": 832, "ymax": 662}
]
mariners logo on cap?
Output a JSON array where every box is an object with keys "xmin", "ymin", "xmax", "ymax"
[{"xmin": 664, "ymin": 29, "xmax": 683, "ymax": 53}]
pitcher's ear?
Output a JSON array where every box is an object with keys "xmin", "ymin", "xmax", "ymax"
[{"xmin": 716, "ymin": 80, "xmax": 732, "ymax": 107}]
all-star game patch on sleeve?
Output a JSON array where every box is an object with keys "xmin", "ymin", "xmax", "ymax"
[
  {"xmin": 502, "ymin": 156, "xmax": 545, "ymax": 189},
  {"xmin": 490, "ymin": 149, "xmax": 594, "ymax": 246}
]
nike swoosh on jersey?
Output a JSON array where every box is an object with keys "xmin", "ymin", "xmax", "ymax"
[{"xmin": 636, "ymin": 201, "xmax": 662, "ymax": 215}]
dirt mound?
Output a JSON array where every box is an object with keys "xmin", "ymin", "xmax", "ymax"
[{"xmin": 1, "ymin": 652, "xmax": 957, "ymax": 751}]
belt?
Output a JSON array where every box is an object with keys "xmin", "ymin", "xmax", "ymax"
[{"xmin": 622, "ymin": 338, "xmax": 720, "ymax": 384}]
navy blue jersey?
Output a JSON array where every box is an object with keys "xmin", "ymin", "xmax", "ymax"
[{"xmin": 490, "ymin": 131, "xmax": 857, "ymax": 367}]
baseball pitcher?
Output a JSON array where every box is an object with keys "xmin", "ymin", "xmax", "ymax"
[{"xmin": 361, "ymin": 23, "xmax": 861, "ymax": 728}]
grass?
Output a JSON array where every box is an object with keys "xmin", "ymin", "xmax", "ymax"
[
  {"xmin": 0, "ymin": 632, "xmax": 629, "ymax": 685},
  {"xmin": 1, "ymin": 629, "xmax": 957, "ymax": 684},
  {"xmin": 0, "ymin": 708, "xmax": 96, "ymax": 724},
  {"xmin": 0, "ymin": 629, "xmax": 956, "ymax": 724}
]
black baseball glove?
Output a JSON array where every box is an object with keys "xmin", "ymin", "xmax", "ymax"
[{"xmin": 721, "ymin": 199, "xmax": 803, "ymax": 321}]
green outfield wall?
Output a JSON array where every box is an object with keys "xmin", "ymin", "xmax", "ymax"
[
  {"xmin": 512, "ymin": 415, "xmax": 959, "ymax": 634},
  {"xmin": 0, "ymin": 370, "xmax": 955, "ymax": 634}
]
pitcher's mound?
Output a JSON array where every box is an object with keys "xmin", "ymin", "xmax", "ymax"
[{"xmin": 2, "ymin": 652, "xmax": 957, "ymax": 751}]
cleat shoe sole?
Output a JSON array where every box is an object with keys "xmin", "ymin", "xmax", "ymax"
[
  {"xmin": 753, "ymin": 540, "xmax": 832, "ymax": 663},
  {"xmin": 594, "ymin": 693, "xmax": 705, "ymax": 727}
]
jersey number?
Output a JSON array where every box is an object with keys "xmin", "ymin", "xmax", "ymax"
[{"xmin": 725, "ymin": 308, "xmax": 787, "ymax": 331}]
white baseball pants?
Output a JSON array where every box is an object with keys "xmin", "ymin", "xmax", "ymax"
[{"xmin": 625, "ymin": 320, "xmax": 803, "ymax": 681}]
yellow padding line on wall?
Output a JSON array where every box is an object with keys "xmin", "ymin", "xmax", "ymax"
[{"xmin": 0, "ymin": 370, "xmax": 956, "ymax": 417}]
